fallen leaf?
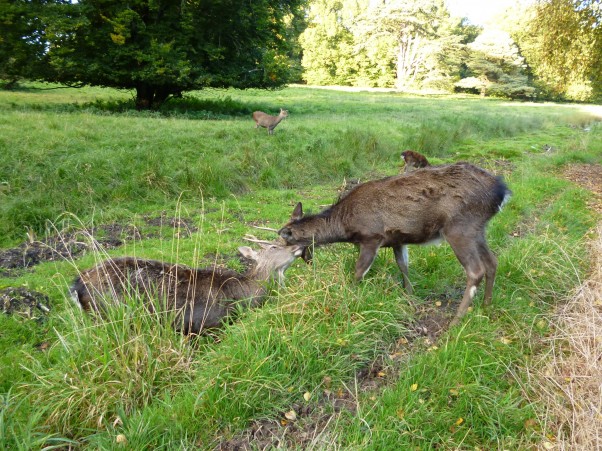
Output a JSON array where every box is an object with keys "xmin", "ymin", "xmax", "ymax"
[
  {"xmin": 377, "ymin": 371, "xmax": 386, "ymax": 378},
  {"xmin": 542, "ymin": 442, "xmax": 554, "ymax": 450},
  {"xmin": 500, "ymin": 337, "xmax": 512, "ymax": 345},
  {"xmin": 524, "ymin": 418, "xmax": 537, "ymax": 429},
  {"xmin": 411, "ymin": 383, "xmax": 418, "ymax": 392},
  {"xmin": 455, "ymin": 417, "xmax": 464, "ymax": 426},
  {"xmin": 449, "ymin": 389, "xmax": 459, "ymax": 396},
  {"xmin": 303, "ymin": 392, "xmax": 311, "ymax": 402},
  {"xmin": 397, "ymin": 409, "xmax": 405, "ymax": 420},
  {"xmin": 284, "ymin": 410, "xmax": 297, "ymax": 421},
  {"xmin": 435, "ymin": 301, "xmax": 442, "ymax": 307},
  {"xmin": 116, "ymin": 434, "xmax": 127, "ymax": 444}
]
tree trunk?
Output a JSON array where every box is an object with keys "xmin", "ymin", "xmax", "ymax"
[
  {"xmin": 135, "ymin": 84, "xmax": 154, "ymax": 110},
  {"xmin": 135, "ymin": 84, "xmax": 182, "ymax": 110}
]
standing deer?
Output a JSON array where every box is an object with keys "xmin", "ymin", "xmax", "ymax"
[
  {"xmin": 278, "ymin": 162, "xmax": 511, "ymax": 326},
  {"xmin": 252, "ymin": 109, "xmax": 289, "ymax": 135},
  {"xmin": 401, "ymin": 150, "xmax": 430, "ymax": 172},
  {"xmin": 70, "ymin": 242, "xmax": 303, "ymax": 334}
]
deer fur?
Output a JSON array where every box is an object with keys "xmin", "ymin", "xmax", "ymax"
[
  {"xmin": 401, "ymin": 150, "xmax": 430, "ymax": 172},
  {"xmin": 278, "ymin": 162, "xmax": 511, "ymax": 326},
  {"xmin": 70, "ymin": 244, "xmax": 302, "ymax": 334},
  {"xmin": 252, "ymin": 109, "xmax": 289, "ymax": 135}
]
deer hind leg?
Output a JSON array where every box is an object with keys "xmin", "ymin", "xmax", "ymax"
[
  {"xmin": 355, "ymin": 241, "xmax": 381, "ymax": 280},
  {"xmin": 478, "ymin": 241, "xmax": 498, "ymax": 307},
  {"xmin": 445, "ymin": 231, "xmax": 487, "ymax": 326},
  {"xmin": 393, "ymin": 244, "xmax": 413, "ymax": 295}
]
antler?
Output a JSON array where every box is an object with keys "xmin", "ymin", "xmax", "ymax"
[
  {"xmin": 251, "ymin": 225, "xmax": 279, "ymax": 233},
  {"xmin": 243, "ymin": 234, "xmax": 287, "ymax": 247}
]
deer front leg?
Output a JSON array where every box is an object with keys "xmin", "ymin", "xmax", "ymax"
[
  {"xmin": 393, "ymin": 244, "xmax": 413, "ymax": 295},
  {"xmin": 355, "ymin": 241, "xmax": 381, "ymax": 280}
]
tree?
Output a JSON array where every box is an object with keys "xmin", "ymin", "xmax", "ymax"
[
  {"xmin": 355, "ymin": 0, "xmax": 452, "ymax": 89},
  {"xmin": 456, "ymin": 29, "xmax": 535, "ymax": 99},
  {"xmin": 0, "ymin": 0, "xmax": 54, "ymax": 89},
  {"xmin": 39, "ymin": 0, "xmax": 306, "ymax": 109},
  {"xmin": 299, "ymin": 0, "xmax": 361, "ymax": 85},
  {"xmin": 521, "ymin": 0, "xmax": 602, "ymax": 100}
]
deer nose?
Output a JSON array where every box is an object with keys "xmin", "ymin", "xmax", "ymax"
[{"xmin": 279, "ymin": 227, "xmax": 293, "ymax": 241}]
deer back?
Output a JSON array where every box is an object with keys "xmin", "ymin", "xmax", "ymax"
[{"xmin": 279, "ymin": 163, "xmax": 509, "ymax": 247}]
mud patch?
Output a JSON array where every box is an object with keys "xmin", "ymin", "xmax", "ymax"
[
  {"xmin": 563, "ymin": 163, "xmax": 602, "ymax": 214},
  {"xmin": 0, "ymin": 224, "xmax": 140, "ymax": 272},
  {"xmin": 0, "ymin": 218, "xmax": 193, "ymax": 274},
  {"xmin": 1, "ymin": 286, "xmax": 51, "ymax": 322}
]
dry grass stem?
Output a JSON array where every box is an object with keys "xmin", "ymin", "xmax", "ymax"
[{"xmin": 531, "ymin": 224, "xmax": 602, "ymax": 450}]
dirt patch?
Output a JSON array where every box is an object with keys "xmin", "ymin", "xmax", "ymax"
[
  {"xmin": 0, "ymin": 225, "xmax": 136, "ymax": 272},
  {"xmin": 1, "ymin": 286, "xmax": 51, "ymax": 322},
  {"xmin": 0, "ymin": 218, "xmax": 198, "ymax": 275},
  {"xmin": 563, "ymin": 163, "xmax": 602, "ymax": 214}
]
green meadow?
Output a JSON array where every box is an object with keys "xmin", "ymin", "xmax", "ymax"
[{"xmin": 0, "ymin": 84, "xmax": 600, "ymax": 449}]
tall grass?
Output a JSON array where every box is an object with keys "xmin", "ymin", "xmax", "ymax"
[
  {"xmin": 0, "ymin": 84, "xmax": 600, "ymax": 449},
  {"xmin": 0, "ymin": 84, "xmax": 596, "ymax": 245}
]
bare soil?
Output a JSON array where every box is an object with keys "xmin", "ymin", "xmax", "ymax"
[
  {"xmin": 1, "ymin": 286, "xmax": 51, "ymax": 322},
  {"xmin": 0, "ymin": 215, "xmax": 201, "ymax": 277},
  {"xmin": 563, "ymin": 163, "xmax": 602, "ymax": 214}
]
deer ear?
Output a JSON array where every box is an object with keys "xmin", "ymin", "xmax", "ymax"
[
  {"xmin": 291, "ymin": 202, "xmax": 303, "ymax": 221},
  {"xmin": 238, "ymin": 246, "xmax": 258, "ymax": 260}
]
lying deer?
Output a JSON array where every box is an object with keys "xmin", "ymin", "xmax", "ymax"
[
  {"xmin": 401, "ymin": 150, "xmax": 430, "ymax": 172},
  {"xmin": 252, "ymin": 108, "xmax": 289, "ymax": 135},
  {"xmin": 70, "ymin": 242, "xmax": 302, "ymax": 334},
  {"xmin": 278, "ymin": 162, "xmax": 511, "ymax": 326}
]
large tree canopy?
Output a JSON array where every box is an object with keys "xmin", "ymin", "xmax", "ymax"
[
  {"xmin": 36, "ymin": 0, "xmax": 306, "ymax": 108},
  {"xmin": 0, "ymin": 0, "xmax": 53, "ymax": 88},
  {"xmin": 521, "ymin": 0, "xmax": 602, "ymax": 100}
]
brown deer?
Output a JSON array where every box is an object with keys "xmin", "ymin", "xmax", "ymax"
[
  {"xmin": 278, "ymin": 162, "xmax": 511, "ymax": 326},
  {"xmin": 70, "ymin": 242, "xmax": 303, "ymax": 334},
  {"xmin": 401, "ymin": 150, "xmax": 430, "ymax": 172},
  {"xmin": 252, "ymin": 109, "xmax": 289, "ymax": 135}
]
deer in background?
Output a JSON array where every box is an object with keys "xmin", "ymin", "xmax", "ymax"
[
  {"xmin": 278, "ymin": 162, "xmax": 511, "ymax": 326},
  {"xmin": 70, "ymin": 241, "xmax": 303, "ymax": 334},
  {"xmin": 252, "ymin": 108, "xmax": 289, "ymax": 135},
  {"xmin": 401, "ymin": 150, "xmax": 430, "ymax": 172}
]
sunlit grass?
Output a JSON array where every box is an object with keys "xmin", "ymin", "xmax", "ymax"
[{"xmin": 0, "ymin": 84, "xmax": 600, "ymax": 449}]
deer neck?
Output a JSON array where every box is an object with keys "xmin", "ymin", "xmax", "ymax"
[{"xmin": 302, "ymin": 211, "xmax": 346, "ymax": 245}]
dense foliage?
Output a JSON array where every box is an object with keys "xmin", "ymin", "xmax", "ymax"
[
  {"xmin": 519, "ymin": 0, "xmax": 602, "ymax": 100},
  {"xmin": 1, "ymin": 0, "xmax": 600, "ymax": 102},
  {"xmin": 0, "ymin": 0, "xmax": 306, "ymax": 108},
  {"xmin": 298, "ymin": 0, "xmax": 536, "ymax": 98}
]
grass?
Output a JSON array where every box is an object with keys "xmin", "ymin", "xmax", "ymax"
[{"xmin": 0, "ymin": 83, "xmax": 600, "ymax": 449}]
